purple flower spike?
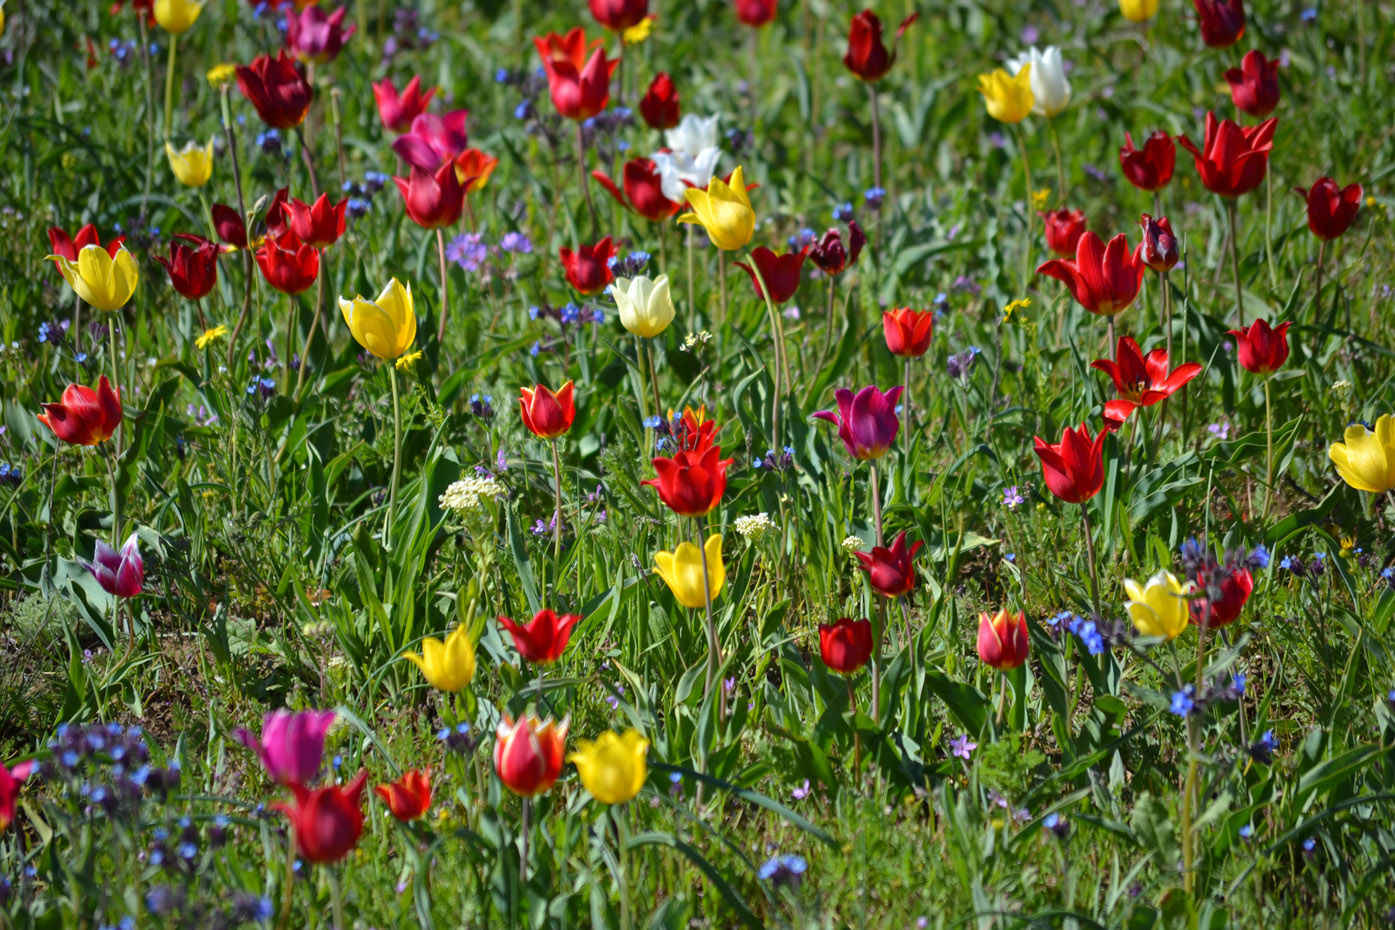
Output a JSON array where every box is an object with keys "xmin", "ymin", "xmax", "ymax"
[
  {"xmin": 84, "ymin": 532, "xmax": 144, "ymax": 599},
  {"xmin": 233, "ymin": 709, "xmax": 337, "ymax": 787},
  {"xmin": 812, "ymin": 385, "xmax": 904, "ymax": 461}
]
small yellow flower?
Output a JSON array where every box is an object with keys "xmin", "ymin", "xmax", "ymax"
[
  {"xmin": 653, "ymin": 534, "xmax": 725, "ymax": 609},
  {"xmin": 395, "ymin": 349, "xmax": 424, "ymax": 372},
  {"xmin": 622, "ymin": 15, "xmax": 654, "ymax": 45},
  {"xmin": 195, "ymin": 324, "xmax": 228, "ymax": 350},
  {"xmin": 977, "ymin": 64, "xmax": 1035, "ymax": 124},
  {"xmin": 206, "ymin": 62, "xmax": 238, "ymax": 86},
  {"xmin": 339, "ymin": 278, "xmax": 417, "ymax": 360},
  {"xmin": 154, "ymin": 0, "xmax": 203, "ymax": 34},
  {"xmin": 568, "ymin": 729, "xmax": 648, "ymax": 804},
  {"xmin": 404, "ymin": 625, "xmax": 476, "ymax": 692},
  {"xmin": 1328, "ymin": 415, "xmax": 1395, "ymax": 493},
  {"xmin": 1002, "ymin": 297, "xmax": 1031, "ymax": 324},
  {"xmin": 1339, "ymin": 536, "xmax": 1356, "ymax": 558},
  {"xmin": 1119, "ymin": 0, "xmax": 1159, "ymax": 21},
  {"xmin": 166, "ymin": 139, "xmax": 214, "ymax": 187},
  {"xmin": 1031, "ymin": 189, "xmax": 1050, "ymax": 211},
  {"xmin": 49, "ymin": 244, "xmax": 139, "ymax": 312},
  {"xmin": 678, "ymin": 166, "xmax": 755, "ymax": 251},
  {"xmin": 1123, "ymin": 571, "xmax": 1192, "ymax": 640}
]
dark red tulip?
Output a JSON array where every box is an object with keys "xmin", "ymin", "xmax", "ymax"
[
  {"xmin": 273, "ymin": 770, "xmax": 367, "ymax": 864},
  {"xmin": 155, "ymin": 234, "xmax": 220, "ymax": 301},
  {"xmin": 497, "ymin": 609, "xmax": 581, "ymax": 665},
  {"xmin": 38, "ymin": 376, "xmax": 122, "ymax": 447},
  {"xmin": 1042, "ymin": 208, "xmax": 1087, "ymax": 258},
  {"xmin": 1033, "ymin": 423, "xmax": 1106, "ymax": 504},
  {"xmin": 210, "ymin": 204, "xmax": 248, "ymax": 250},
  {"xmin": 1295, "ymin": 177, "xmax": 1362, "ymax": 241},
  {"xmin": 592, "ymin": 159, "xmax": 681, "ymax": 222},
  {"xmin": 882, "ymin": 308, "xmax": 934, "ymax": 358},
  {"xmin": 284, "ymin": 5, "xmax": 355, "ymax": 64},
  {"xmin": 588, "ymin": 0, "xmax": 648, "ymax": 33},
  {"xmin": 1177, "ymin": 112, "xmax": 1277, "ymax": 199},
  {"xmin": 393, "ymin": 161, "xmax": 465, "ymax": 230},
  {"xmin": 374, "ymin": 769, "xmax": 431, "ymax": 822},
  {"xmin": 283, "ymin": 194, "xmax": 347, "ymax": 248},
  {"xmin": 643, "ymin": 444, "xmax": 733, "ymax": 517},
  {"xmin": 1225, "ymin": 50, "xmax": 1279, "ymax": 118},
  {"xmin": 391, "ymin": 111, "xmax": 470, "ymax": 171},
  {"xmin": 853, "ymin": 530, "xmax": 922, "ymax": 598},
  {"xmin": 1226, "ymin": 319, "xmax": 1290, "ymax": 376},
  {"xmin": 48, "ymin": 224, "xmax": 126, "ymax": 277},
  {"xmin": 1138, "ymin": 214, "xmax": 1179, "ymax": 273},
  {"xmin": 559, "ymin": 237, "xmax": 617, "ymax": 295},
  {"xmin": 373, "ymin": 75, "xmax": 435, "ymax": 134},
  {"xmin": 977, "ymin": 610, "xmax": 1029, "ymax": 671},
  {"xmin": 262, "ymin": 188, "xmax": 292, "ymax": 241},
  {"xmin": 1194, "ymin": 0, "xmax": 1245, "ymax": 48},
  {"xmin": 734, "ymin": 0, "xmax": 777, "ymax": 27},
  {"xmin": 0, "ymin": 761, "xmax": 35, "ymax": 832},
  {"xmin": 809, "ymin": 221, "xmax": 865, "ymax": 276},
  {"xmin": 1091, "ymin": 336, "xmax": 1202, "ymax": 426},
  {"xmin": 842, "ymin": 10, "xmax": 918, "ymax": 83},
  {"xmin": 639, "ymin": 73, "xmax": 680, "ymax": 130},
  {"xmin": 734, "ymin": 246, "xmax": 807, "ymax": 304},
  {"xmin": 818, "ymin": 617, "xmax": 873, "ymax": 675},
  {"xmin": 254, "ymin": 229, "xmax": 319, "ymax": 295},
  {"xmin": 519, "ymin": 381, "xmax": 575, "ymax": 439},
  {"xmin": 1119, "ymin": 130, "xmax": 1176, "ymax": 193},
  {"xmin": 1189, "ymin": 565, "xmax": 1253, "ymax": 628},
  {"xmin": 534, "ymin": 38, "xmax": 618, "ymax": 121},
  {"xmin": 235, "ymin": 51, "xmax": 313, "ymax": 130},
  {"xmin": 1036, "ymin": 231, "xmax": 1146, "ymax": 317}
]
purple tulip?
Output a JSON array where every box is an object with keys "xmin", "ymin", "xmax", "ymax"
[
  {"xmin": 233, "ymin": 709, "xmax": 336, "ymax": 786},
  {"xmin": 391, "ymin": 111, "xmax": 470, "ymax": 171},
  {"xmin": 813, "ymin": 385, "xmax": 904, "ymax": 461},
  {"xmin": 84, "ymin": 533, "xmax": 144, "ymax": 599}
]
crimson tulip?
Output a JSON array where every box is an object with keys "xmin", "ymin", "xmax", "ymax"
[
  {"xmin": 374, "ymin": 769, "xmax": 431, "ymax": 821},
  {"xmin": 498, "ymin": 609, "xmax": 581, "ymax": 665},
  {"xmin": 643, "ymin": 445, "xmax": 733, "ymax": 517},
  {"xmin": 1042, "ymin": 208, "xmax": 1087, "ymax": 258},
  {"xmin": 393, "ymin": 161, "xmax": 464, "ymax": 230},
  {"xmin": 592, "ymin": 159, "xmax": 681, "ymax": 222},
  {"xmin": 155, "ymin": 234, "xmax": 219, "ymax": 301},
  {"xmin": 1091, "ymin": 336, "xmax": 1202, "ymax": 424},
  {"xmin": 273, "ymin": 770, "xmax": 367, "ymax": 864},
  {"xmin": 1177, "ymin": 112, "xmax": 1277, "ymax": 199},
  {"xmin": 519, "ymin": 381, "xmax": 575, "ymax": 439},
  {"xmin": 284, "ymin": 5, "xmax": 355, "ymax": 63},
  {"xmin": 255, "ymin": 229, "xmax": 319, "ymax": 295},
  {"xmin": 809, "ymin": 221, "xmax": 865, "ymax": 276},
  {"xmin": 819, "ymin": 618, "xmax": 873, "ymax": 675},
  {"xmin": 38, "ymin": 376, "xmax": 122, "ymax": 447},
  {"xmin": 813, "ymin": 385, "xmax": 903, "ymax": 461},
  {"xmin": 1033, "ymin": 424, "xmax": 1106, "ymax": 504},
  {"xmin": 283, "ymin": 194, "xmax": 347, "ymax": 248},
  {"xmin": 639, "ymin": 72, "xmax": 680, "ymax": 130},
  {"xmin": 1296, "ymin": 177, "xmax": 1362, "ymax": 241},
  {"xmin": 734, "ymin": 0, "xmax": 777, "ymax": 27},
  {"xmin": 559, "ymin": 237, "xmax": 616, "ymax": 295},
  {"xmin": 0, "ymin": 760, "xmax": 35, "ymax": 832},
  {"xmin": 842, "ymin": 10, "xmax": 918, "ymax": 82},
  {"xmin": 1189, "ymin": 565, "xmax": 1253, "ymax": 628},
  {"xmin": 1036, "ymin": 231, "xmax": 1146, "ymax": 317},
  {"xmin": 1119, "ymin": 131, "xmax": 1175, "ymax": 193},
  {"xmin": 1138, "ymin": 214, "xmax": 1179, "ymax": 273},
  {"xmin": 977, "ymin": 609, "xmax": 1029, "ymax": 671},
  {"xmin": 533, "ymin": 27, "xmax": 598, "ymax": 71},
  {"xmin": 48, "ymin": 224, "xmax": 125, "ymax": 277},
  {"xmin": 373, "ymin": 75, "xmax": 434, "ymax": 134},
  {"xmin": 1225, "ymin": 50, "xmax": 1279, "ymax": 118},
  {"xmin": 589, "ymin": 0, "xmax": 647, "ymax": 32},
  {"xmin": 734, "ymin": 246, "xmax": 807, "ymax": 304},
  {"xmin": 1194, "ymin": 0, "xmax": 1245, "ymax": 48},
  {"xmin": 535, "ymin": 40, "xmax": 617, "ymax": 121},
  {"xmin": 853, "ymin": 530, "xmax": 922, "ymax": 598},
  {"xmin": 211, "ymin": 204, "xmax": 249, "ymax": 249},
  {"xmin": 392, "ymin": 111, "xmax": 470, "ymax": 171},
  {"xmin": 670, "ymin": 406, "xmax": 718, "ymax": 455},
  {"xmin": 882, "ymin": 308, "xmax": 934, "ymax": 358},
  {"xmin": 236, "ymin": 51, "xmax": 313, "ymax": 130},
  {"xmin": 1226, "ymin": 319, "xmax": 1290, "ymax": 375},
  {"xmin": 494, "ymin": 715, "xmax": 568, "ymax": 797}
]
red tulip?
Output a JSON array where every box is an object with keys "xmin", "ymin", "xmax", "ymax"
[
  {"xmin": 494, "ymin": 715, "xmax": 568, "ymax": 797},
  {"xmin": 392, "ymin": 111, "xmax": 470, "ymax": 171},
  {"xmin": 643, "ymin": 444, "xmax": 733, "ymax": 517},
  {"xmin": 639, "ymin": 72, "xmax": 680, "ymax": 130},
  {"xmin": 519, "ymin": 381, "xmax": 575, "ymax": 439},
  {"xmin": 497, "ymin": 609, "xmax": 581, "ymax": 665},
  {"xmin": 734, "ymin": 0, "xmax": 777, "ymax": 27},
  {"xmin": 1033, "ymin": 423, "xmax": 1106, "ymax": 504},
  {"xmin": 1036, "ymin": 231, "xmax": 1146, "ymax": 317},
  {"xmin": 882, "ymin": 308, "xmax": 934, "ymax": 358},
  {"xmin": 236, "ymin": 51, "xmax": 313, "ymax": 130},
  {"xmin": 374, "ymin": 769, "xmax": 432, "ymax": 821},
  {"xmin": 284, "ymin": 5, "xmax": 355, "ymax": 63},
  {"xmin": 808, "ymin": 221, "xmax": 865, "ymax": 277},
  {"xmin": 210, "ymin": 204, "xmax": 249, "ymax": 249},
  {"xmin": 283, "ymin": 194, "xmax": 347, "ymax": 248},
  {"xmin": 532, "ymin": 27, "xmax": 599, "ymax": 71},
  {"xmin": 559, "ymin": 237, "xmax": 617, "ymax": 295},
  {"xmin": 454, "ymin": 148, "xmax": 499, "ymax": 193},
  {"xmin": 1225, "ymin": 50, "xmax": 1279, "ymax": 118},
  {"xmin": 842, "ymin": 10, "xmax": 918, "ymax": 83},
  {"xmin": 1042, "ymin": 208, "xmax": 1087, "ymax": 258},
  {"xmin": 671, "ymin": 406, "xmax": 718, "ymax": 455},
  {"xmin": 373, "ymin": 75, "xmax": 435, "ymax": 134},
  {"xmin": 818, "ymin": 617, "xmax": 873, "ymax": 675},
  {"xmin": 1295, "ymin": 177, "xmax": 1362, "ymax": 241},
  {"xmin": 1118, "ymin": 130, "xmax": 1176, "ymax": 193},
  {"xmin": 1177, "ymin": 112, "xmax": 1277, "ymax": 199},
  {"xmin": 1138, "ymin": 214, "xmax": 1179, "ymax": 273},
  {"xmin": 393, "ymin": 161, "xmax": 465, "ymax": 230},
  {"xmin": 976, "ymin": 609, "xmax": 1029, "ymax": 671},
  {"xmin": 1226, "ymin": 319, "xmax": 1290, "ymax": 376},
  {"xmin": 734, "ymin": 246, "xmax": 807, "ymax": 304},
  {"xmin": 1091, "ymin": 336, "xmax": 1202, "ymax": 425},
  {"xmin": 272, "ymin": 770, "xmax": 368, "ymax": 864},
  {"xmin": 38, "ymin": 377, "xmax": 122, "ymax": 447},
  {"xmin": 535, "ymin": 40, "xmax": 618, "ymax": 122},
  {"xmin": 0, "ymin": 760, "xmax": 35, "ymax": 832},
  {"xmin": 262, "ymin": 188, "xmax": 292, "ymax": 241},
  {"xmin": 155, "ymin": 234, "xmax": 219, "ymax": 301},
  {"xmin": 592, "ymin": 159, "xmax": 681, "ymax": 222},
  {"xmin": 1194, "ymin": 0, "xmax": 1245, "ymax": 48},
  {"xmin": 853, "ymin": 530, "xmax": 922, "ymax": 598},
  {"xmin": 589, "ymin": 0, "xmax": 648, "ymax": 32},
  {"xmin": 48, "ymin": 224, "xmax": 125, "ymax": 277},
  {"xmin": 254, "ymin": 229, "xmax": 320, "ymax": 295},
  {"xmin": 1189, "ymin": 565, "xmax": 1253, "ymax": 628}
]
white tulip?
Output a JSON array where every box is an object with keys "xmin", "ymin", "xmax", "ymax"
[
  {"xmin": 610, "ymin": 274, "xmax": 675, "ymax": 339},
  {"xmin": 1005, "ymin": 46, "xmax": 1071, "ymax": 118},
  {"xmin": 649, "ymin": 148, "xmax": 723, "ymax": 203},
  {"xmin": 664, "ymin": 114, "xmax": 720, "ymax": 157}
]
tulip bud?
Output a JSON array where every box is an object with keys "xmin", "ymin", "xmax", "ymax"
[
  {"xmin": 1138, "ymin": 214, "xmax": 1179, "ymax": 272},
  {"xmin": 611, "ymin": 273, "xmax": 675, "ymax": 338},
  {"xmin": 494, "ymin": 715, "xmax": 568, "ymax": 797},
  {"xmin": 976, "ymin": 609, "xmax": 1030, "ymax": 670}
]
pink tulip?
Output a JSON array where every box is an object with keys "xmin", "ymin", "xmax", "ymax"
[
  {"xmin": 391, "ymin": 111, "xmax": 470, "ymax": 171},
  {"xmin": 234, "ymin": 709, "xmax": 336, "ymax": 786},
  {"xmin": 83, "ymin": 533, "xmax": 143, "ymax": 598},
  {"xmin": 813, "ymin": 385, "xmax": 904, "ymax": 461}
]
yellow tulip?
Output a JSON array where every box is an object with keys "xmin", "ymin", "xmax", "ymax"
[
  {"xmin": 50, "ymin": 244, "xmax": 139, "ymax": 312},
  {"xmin": 568, "ymin": 729, "xmax": 648, "ymax": 804},
  {"xmin": 1123, "ymin": 571, "xmax": 1192, "ymax": 640},
  {"xmin": 404, "ymin": 625, "xmax": 476, "ymax": 691},
  {"xmin": 611, "ymin": 273, "xmax": 675, "ymax": 339},
  {"xmin": 1119, "ymin": 0, "xmax": 1159, "ymax": 22},
  {"xmin": 977, "ymin": 64, "xmax": 1035, "ymax": 124},
  {"xmin": 154, "ymin": 0, "xmax": 203, "ymax": 33},
  {"xmin": 1328, "ymin": 415, "xmax": 1395, "ymax": 493},
  {"xmin": 339, "ymin": 278, "xmax": 417, "ymax": 360},
  {"xmin": 166, "ymin": 139, "xmax": 214, "ymax": 187},
  {"xmin": 0, "ymin": 0, "xmax": 7, "ymax": 36},
  {"xmin": 678, "ymin": 166, "xmax": 754, "ymax": 251},
  {"xmin": 653, "ymin": 534, "xmax": 725, "ymax": 609}
]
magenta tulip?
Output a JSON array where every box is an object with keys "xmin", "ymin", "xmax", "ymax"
[
  {"xmin": 233, "ymin": 709, "xmax": 336, "ymax": 786},
  {"xmin": 813, "ymin": 385, "xmax": 904, "ymax": 461}
]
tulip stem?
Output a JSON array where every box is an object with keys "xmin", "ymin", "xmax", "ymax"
[
  {"xmin": 746, "ymin": 256, "xmax": 784, "ymax": 450},
  {"xmin": 107, "ymin": 321, "xmax": 125, "ymax": 549},
  {"xmin": 1264, "ymin": 168, "xmax": 1278, "ymax": 291},
  {"xmin": 902, "ymin": 358, "xmax": 913, "ymax": 453},
  {"xmin": 1225, "ymin": 198, "xmax": 1246, "ymax": 327},
  {"xmin": 330, "ymin": 88, "xmax": 348, "ymax": 192},
  {"xmin": 293, "ymin": 251, "xmax": 326, "ymax": 401},
  {"xmin": 294, "ymin": 127, "xmax": 320, "ymax": 199},
  {"xmin": 1262, "ymin": 378, "xmax": 1274, "ymax": 522},
  {"xmin": 698, "ymin": 518, "xmax": 723, "ymax": 720},
  {"xmin": 576, "ymin": 122, "xmax": 599, "ymax": 234},
  {"xmin": 163, "ymin": 35, "xmax": 177, "ymax": 142},
  {"xmin": 550, "ymin": 439, "xmax": 564, "ymax": 563},
  {"xmin": 328, "ymin": 868, "xmax": 345, "ymax": 930},
  {"xmin": 1078, "ymin": 504, "xmax": 1100, "ymax": 618},
  {"xmin": 869, "ymin": 463, "xmax": 885, "ymax": 725},
  {"xmin": 867, "ymin": 83, "xmax": 883, "ymax": 207},
  {"xmin": 436, "ymin": 228, "xmax": 450, "ymax": 343},
  {"xmin": 220, "ymin": 85, "xmax": 255, "ymax": 375},
  {"xmin": 1049, "ymin": 119, "xmax": 1067, "ymax": 204},
  {"xmin": 848, "ymin": 677, "xmax": 862, "ymax": 777},
  {"xmin": 1181, "ymin": 622, "xmax": 1209, "ymax": 895},
  {"xmin": 1014, "ymin": 125, "xmax": 1035, "ymax": 293},
  {"xmin": 386, "ymin": 364, "xmax": 403, "ymax": 551},
  {"xmin": 519, "ymin": 798, "xmax": 530, "ymax": 882},
  {"xmin": 276, "ymin": 836, "xmax": 296, "ymax": 930},
  {"xmin": 138, "ymin": 18, "xmax": 156, "ymax": 213},
  {"xmin": 645, "ymin": 341, "xmax": 662, "ymax": 426},
  {"xmin": 1313, "ymin": 239, "xmax": 1326, "ymax": 327},
  {"xmin": 613, "ymin": 804, "xmax": 631, "ymax": 930}
]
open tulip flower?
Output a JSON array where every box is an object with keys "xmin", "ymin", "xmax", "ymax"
[
  {"xmin": 273, "ymin": 770, "xmax": 368, "ymax": 863},
  {"xmin": 392, "ymin": 111, "xmax": 470, "ymax": 171},
  {"xmin": 519, "ymin": 381, "xmax": 576, "ymax": 439},
  {"xmin": 559, "ymin": 237, "xmax": 617, "ymax": 295},
  {"xmin": 494, "ymin": 715, "xmax": 568, "ymax": 797},
  {"xmin": 819, "ymin": 617, "xmax": 873, "ymax": 675},
  {"xmin": 1177, "ymin": 112, "xmax": 1277, "ymax": 199},
  {"xmin": 374, "ymin": 769, "xmax": 432, "ymax": 821},
  {"xmin": 882, "ymin": 308, "xmax": 934, "ymax": 358},
  {"xmin": 1119, "ymin": 130, "xmax": 1175, "ymax": 193},
  {"xmin": 589, "ymin": 0, "xmax": 648, "ymax": 33},
  {"xmin": 1042, "ymin": 208, "xmax": 1087, "ymax": 258},
  {"xmin": 611, "ymin": 273, "xmax": 675, "ymax": 338},
  {"xmin": 165, "ymin": 139, "xmax": 214, "ymax": 187},
  {"xmin": 808, "ymin": 221, "xmax": 865, "ymax": 277},
  {"xmin": 1033, "ymin": 424, "xmax": 1106, "ymax": 503},
  {"xmin": 39, "ymin": 377, "xmax": 122, "ymax": 446},
  {"xmin": 1091, "ymin": 336, "xmax": 1201, "ymax": 423},
  {"xmin": 536, "ymin": 41, "xmax": 617, "ymax": 121},
  {"xmin": 256, "ymin": 229, "xmax": 320, "ymax": 296},
  {"xmin": 593, "ymin": 158, "xmax": 682, "ymax": 222},
  {"xmin": 1328, "ymin": 415, "xmax": 1395, "ymax": 493},
  {"xmin": 678, "ymin": 165, "xmax": 755, "ymax": 251},
  {"xmin": 284, "ymin": 4, "xmax": 355, "ymax": 63},
  {"xmin": 1119, "ymin": 0, "xmax": 1159, "ymax": 22},
  {"xmin": 735, "ymin": 247, "xmax": 807, "ymax": 305},
  {"xmin": 373, "ymin": 75, "xmax": 434, "ymax": 133},
  {"xmin": 498, "ymin": 609, "xmax": 581, "ymax": 665},
  {"xmin": 1226, "ymin": 319, "xmax": 1290, "ymax": 376},
  {"xmin": 403, "ymin": 625, "xmax": 476, "ymax": 692},
  {"xmin": 1225, "ymin": 50, "xmax": 1280, "ymax": 118},
  {"xmin": 153, "ymin": 0, "xmax": 202, "ymax": 33},
  {"xmin": 1036, "ymin": 231, "xmax": 1145, "ymax": 317},
  {"xmin": 236, "ymin": 51, "xmax": 313, "ymax": 130},
  {"xmin": 1004, "ymin": 46, "xmax": 1071, "ymax": 118},
  {"xmin": 813, "ymin": 385, "xmax": 903, "ymax": 461},
  {"xmin": 1193, "ymin": 0, "xmax": 1245, "ymax": 48},
  {"xmin": 977, "ymin": 609, "xmax": 1030, "ymax": 670},
  {"xmin": 47, "ymin": 224, "xmax": 125, "ymax": 277},
  {"xmin": 569, "ymin": 729, "xmax": 648, "ymax": 805},
  {"xmin": 1189, "ymin": 565, "xmax": 1253, "ymax": 628},
  {"xmin": 854, "ymin": 530, "xmax": 922, "ymax": 598},
  {"xmin": 639, "ymin": 72, "xmax": 680, "ymax": 129},
  {"xmin": 284, "ymin": 194, "xmax": 348, "ymax": 248},
  {"xmin": 83, "ymin": 532, "xmax": 145, "ymax": 598},
  {"xmin": 210, "ymin": 203, "xmax": 250, "ymax": 250},
  {"xmin": 1124, "ymin": 572, "xmax": 1192, "ymax": 639},
  {"xmin": 977, "ymin": 64, "xmax": 1034, "ymax": 124},
  {"xmin": 668, "ymin": 405, "xmax": 718, "ymax": 454},
  {"xmin": 233, "ymin": 709, "xmax": 336, "ymax": 786},
  {"xmin": 0, "ymin": 760, "xmax": 35, "ymax": 832},
  {"xmin": 653, "ymin": 534, "xmax": 725, "ymax": 608},
  {"xmin": 643, "ymin": 445, "xmax": 733, "ymax": 517},
  {"xmin": 394, "ymin": 160, "xmax": 465, "ymax": 229},
  {"xmin": 155, "ymin": 234, "xmax": 219, "ymax": 301},
  {"xmin": 1296, "ymin": 177, "xmax": 1362, "ymax": 241},
  {"xmin": 454, "ymin": 148, "xmax": 499, "ymax": 192},
  {"xmin": 842, "ymin": 9, "xmax": 917, "ymax": 83},
  {"xmin": 51, "ymin": 243, "xmax": 139, "ymax": 312}
]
